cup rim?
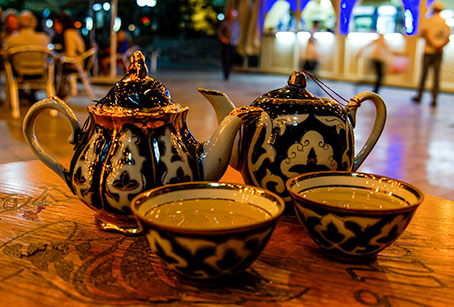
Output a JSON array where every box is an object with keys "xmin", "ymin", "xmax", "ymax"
[
  {"xmin": 131, "ymin": 181, "xmax": 285, "ymax": 235},
  {"xmin": 286, "ymin": 171, "xmax": 425, "ymax": 215}
]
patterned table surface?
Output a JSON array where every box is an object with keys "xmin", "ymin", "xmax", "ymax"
[{"xmin": 0, "ymin": 159, "xmax": 453, "ymax": 306}]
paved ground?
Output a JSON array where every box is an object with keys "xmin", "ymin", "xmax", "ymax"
[{"xmin": 1, "ymin": 68, "xmax": 454, "ymax": 200}]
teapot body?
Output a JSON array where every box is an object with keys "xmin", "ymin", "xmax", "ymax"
[
  {"xmin": 23, "ymin": 51, "xmax": 263, "ymax": 234},
  {"xmin": 231, "ymin": 70, "xmax": 386, "ymax": 208},
  {"xmin": 68, "ymin": 106, "xmax": 202, "ymax": 229},
  {"xmin": 237, "ymin": 97, "xmax": 354, "ymax": 204}
]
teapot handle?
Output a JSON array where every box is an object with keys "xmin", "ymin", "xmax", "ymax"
[
  {"xmin": 23, "ymin": 96, "xmax": 81, "ymax": 185},
  {"xmin": 348, "ymin": 91, "xmax": 387, "ymax": 171}
]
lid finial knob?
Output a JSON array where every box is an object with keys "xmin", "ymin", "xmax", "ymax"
[
  {"xmin": 288, "ymin": 70, "xmax": 307, "ymax": 88},
  {"xmin": 127, "ymin": 50, "xmax": 149, "ymax": 80}
]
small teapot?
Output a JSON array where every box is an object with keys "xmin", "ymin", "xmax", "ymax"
[
  {"xmin": 23, "ymin": 51, "xmax": 262, "ymax": 234},
  {"xmin": 201, "ymin": 70, "xmax": 386, "ymax": 208}
]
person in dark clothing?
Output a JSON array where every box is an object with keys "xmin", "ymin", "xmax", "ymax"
[{"xmin": 217, "ymin": 9, "xmax": 240, "ymax": 80}]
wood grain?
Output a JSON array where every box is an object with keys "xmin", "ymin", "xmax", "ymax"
[{"xmin": 0, "ymin": 159, "xmax": 452, "ymax": 306}]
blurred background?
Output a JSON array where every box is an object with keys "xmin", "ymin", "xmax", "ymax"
[{"xmin": 0, "ymin": 0, "xmax": 453, "ymax": 91}]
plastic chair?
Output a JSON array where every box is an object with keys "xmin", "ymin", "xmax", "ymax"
[
  {"xmin": 3, "ymin": 45, "xmax": 56, "ymax": 119},
  {"xmin": 56, "ymin": 47, "xmax": 97, "ymax": 102}
]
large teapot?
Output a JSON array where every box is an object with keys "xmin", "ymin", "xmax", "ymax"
[
  {"xmin": 23, "ymin": 51, "xmax": 262, "ymax": 234},
  {"xmin": 201, "ymin": 70, "xmax": 386, "ymax": 208}
]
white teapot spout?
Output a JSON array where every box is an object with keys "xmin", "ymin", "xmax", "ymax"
[
  {"xmin": 198, "ymin": 88, "xmax": 245, "ymax": 171},
  {"xmin": 198, "ymin": 88, "xmax": 236, "ymax": 122},
  {"xmin": 198, "ymin": 106, "xmax": 262, "ymax": 180}
]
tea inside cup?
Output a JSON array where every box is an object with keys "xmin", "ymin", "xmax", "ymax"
[{"xmin": 142, "ymin": 195, "xmax": 276, "ymax": 230}]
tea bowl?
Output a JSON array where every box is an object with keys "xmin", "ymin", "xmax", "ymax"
[
  {"xmin": 286, "ymin": 171, "xmax": 424, "ymax": 262},
  {"xmin": 131, "ymin": 181, "xmax": 285, "ymax": 280}
]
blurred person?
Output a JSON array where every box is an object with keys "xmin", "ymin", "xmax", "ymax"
[
  {"xmin": 1, "ymin": 9, "xmax": 19, "ymax": 44},
  {"xmin": 301, "ymin": 34, "xmax": 322, "ymax": 95},
  {"xmin": 4, "ymin": 11, "xmax": 50, "ymax": 102},
  {"xmin": 412, "ymin": 1, "xmax": 451, "ymax": 107},
  {"xmin": 217, "ymin": 8, "xmax": 240, "ymax": 81},
  {"xmin": 100, "ymin": 29, "xmax": 131, "ymax": 75},
  {"xmin": 53, "ymin": 13, "xmax": 85, "ymax": 58},
  {"xmin": 5, "ymin": 11, "xmax": 49, "ymax": 49},
  {"xmin": 52, "ymin": 13, "xmax": 85, "ymax": 99},
  {"xmin": 357, "ymin": 33, "xmax": 391, "ymax": 94},
  {"xmin": 302, "ymin": 35, "xmax": 320, "ymax": 75}
]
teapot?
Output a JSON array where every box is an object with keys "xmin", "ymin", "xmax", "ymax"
[
  {"xmin": 23, "ymin": 51, "xmax": 262, "ymax": 234},
  {"xmin": 200, "ymin": 69, "xmax": 386, "ymax": 209}
]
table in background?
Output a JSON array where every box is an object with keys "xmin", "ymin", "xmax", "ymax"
[{"xmin": 0, "ymin": 159, "xmax": 453, "ymax": 306}]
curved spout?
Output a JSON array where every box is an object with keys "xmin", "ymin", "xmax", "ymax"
[
  {"xmin": 199, "ymin": 106, "xmax": 262, "ymax": 181},
  {"xmin": 198, "ymin": 88, "xmax": 236, "ymax": 124},
  {"xmin": 198, "ymin": 88, "xmax": 243, "ymax": 171}
]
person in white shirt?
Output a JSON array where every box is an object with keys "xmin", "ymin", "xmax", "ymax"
[
  {"xmin": 53, "ymin": 13, "xmax": 85, "ymax": 58},
  {"xmin": 412, "ymin": 1, "xmax": 451, "ymax": 107}
]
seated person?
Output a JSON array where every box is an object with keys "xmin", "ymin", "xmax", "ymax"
[
  {"xmin": 100, "ymin": 30, "xmax": 132, "ymax": 75},
  {"xmin": 5, "ymin": 10, "xmax": 50, "ymax": 51},
  {"xmin": 4, "ymin": 11, "xmax": 50, "ymax": 102},
  {"xmin": 1, "ymin": 9, "xmax": 19, "ymax": 44},
  {"xmin": 52, "ymin": 13, "xmax": 85, "ymax": 98}
]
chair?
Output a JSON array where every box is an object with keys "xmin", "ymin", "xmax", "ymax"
[
  {"xmin": 56, "ymin": 47, "xmax": 97, "ymax": 102},
  {"xmin": 3, "ymin": 45, "xmax": 56, "ymax": 119}
]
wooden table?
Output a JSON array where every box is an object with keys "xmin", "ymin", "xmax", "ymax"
[{"xmin": 0, "ymin": 159, "xmax": 453, "ymax": 306}]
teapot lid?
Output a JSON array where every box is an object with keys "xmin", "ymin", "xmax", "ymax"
[
  {"xmin": 96, "ymin": 51, "xmax": 181, "ymax": 112},
  {"xmin": 260, "ymin": 70, "xmax": 322, "ymax": 101}
]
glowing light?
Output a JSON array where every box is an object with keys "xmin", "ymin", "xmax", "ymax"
[
  {"xmin": 141, "ymin": 16, "xmax": 150, "ymax": 26},
  {"xmin": 45, "ymin": 19, "xmax": 53, "ymax": 28},
  {"xmin": 137, "ymin": 0, "xmax": 157, "ymax": 7},
  {"xmin": 275, "ymin": 31, "xmax": 296, "ymax": 42},
  {"xmin": 378, "ymin": 5, "xmax": 397, "ymax": 16},
  {"xmin": 441, "ymin": 11, "xmax": 454, "ymax": 19},
  {"xmin": 47, "ymin": 43, "xmax": 54, "ymax": 50},
  {"xmin": 114, "ymin": 17, "xmax": 121, "ymax": 32},
  {"xmin": 447, "ymin": 18, "xmax": 454, "ymax": 27},
  {"xmin": 401, "ymin": 0, "xmax": 420, "ymax": 35},
  {"xmin": 74, "ymin": 21, "xmax": 82, "ymax": 29},
  {"xmin": 85, "ymin": 17, "xmax": 93, "ymax": 31},
  {"xmin": 103, "ymin": 2, "xmax": 111, "ymax": 11},
  {"xmin": 128, "ymin": 24, "xmax": 136, "ymax": 31},
  {"xmin": 297, "ymin": 31, "xmax": 311, "ymax": 40},
  {"xmin": 313, "ymin": 31, "xmax": 334, "ymax": 40},
  {"xmin": 42, "ymin": 9, "xmax": 50, "ymax": 18},
  {"xmin": 384, "ymin": 33, "xmax": 404, "ymax": 41},
  {"xmin": 93, "ymin": 3, "xmax": 102, "ymax": 11},
  {"xmin": 217, "ymin": 13, "xmax": 225, "ymax": 21},
  {"xmin": 82, "ymin": 28, "xmax": 88, "ymax": 35},
  {"xmin": 404, "ymin": 9, "xmax": 414, "ymax": 34}
]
